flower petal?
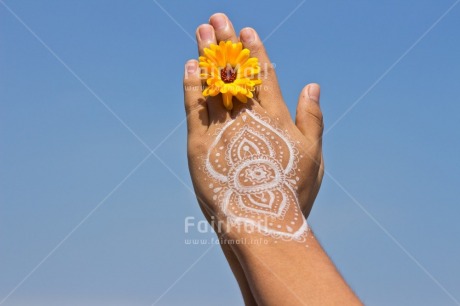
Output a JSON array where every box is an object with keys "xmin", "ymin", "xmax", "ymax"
[
  {"xmin": 236, "ymin": 93, "xmax": 248, "ymax": 103},
  {"xmin": 235, "ymin": 49, "xmax": 250, "ymax": 65},
  {"xmin": 203, "ymin": 48, "xmax": 219, "ymax": 65},
  {"xmin": 222, "ymin": 92, "xmax": 233, "ymax": 110}
]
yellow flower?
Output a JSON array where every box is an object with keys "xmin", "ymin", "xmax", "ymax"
[{"xmin": 199, "ymin": 41, "xmax": 262, "ymax": 110}]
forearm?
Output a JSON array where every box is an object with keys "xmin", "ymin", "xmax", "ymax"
[
  {"xmin": 229, "ymin": 229, "xmax": 361, "ymax": 306},
  {"xmin": 218, "ymin": 242, "xmax": 258, "ymax": 306},
  {"xmin": 198, "ymin": 201, "xmax": 257, "ymax": 305}
]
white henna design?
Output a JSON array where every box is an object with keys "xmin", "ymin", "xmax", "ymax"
[{"xmin": 205, "ymin": 110, "xmax": 307, "ymax": 241}]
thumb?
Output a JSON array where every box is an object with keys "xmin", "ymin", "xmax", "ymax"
[{"xmin": 295, "ymin": 83, "xmax": 323, "ymax": 147}]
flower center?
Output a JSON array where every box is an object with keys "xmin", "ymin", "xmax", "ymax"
[{"xmin": 220, "ymin": 64, "xmax": 237, "ymax": 83}]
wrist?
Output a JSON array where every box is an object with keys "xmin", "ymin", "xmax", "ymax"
[{"xmin": 217, "ymin": 216, "xmax": 311, "ymax": 254}]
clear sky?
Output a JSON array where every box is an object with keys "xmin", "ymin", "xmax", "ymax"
[{"xmin": 1, "ymin": 0, "xmax": 460, "ymax": 305}]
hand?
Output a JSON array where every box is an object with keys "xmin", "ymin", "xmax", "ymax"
[
  {"xmin": 184, "ymin": 14, "xmax": 324, "ymax": 241},
  {"xmin": 182, "ymin": 14, "xmax": 361, "ymax": 306}
]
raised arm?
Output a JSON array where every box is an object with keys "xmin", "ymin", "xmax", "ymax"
[{"xmin": 183, "ymin": 13, "xmax": 360, "ymax": 305}]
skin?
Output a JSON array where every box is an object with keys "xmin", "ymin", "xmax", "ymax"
[{"xmin": 183, "ymin": 13, "xmax": 361, "ymax": 306}]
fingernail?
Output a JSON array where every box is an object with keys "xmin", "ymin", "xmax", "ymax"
[
  {"xmin": 240, "ymin": 28, "xmax": 255, "ymax": 43},
  {"xmin": 198, "ymin": 25, "xmax": 213, "ymax": 41},
  {"xmin": 186, "ymin": 61, "xmax": 197, "ymax": 74},
  {"xmin": 210, "ymin": 14, "xmax": 227, "ymax": 30},
  {"xmin": 308, "ymin": 84, "xmax": 320, "ymax": 103}
]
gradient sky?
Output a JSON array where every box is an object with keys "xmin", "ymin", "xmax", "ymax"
[{"xmin": 1, "ymin": 0, "xmax": 460, "ymax": 305}]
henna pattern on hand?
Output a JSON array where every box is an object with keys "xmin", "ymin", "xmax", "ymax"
[{"xmin": 204, "ymin": 110, "xmax": 308, "ymax": 241}]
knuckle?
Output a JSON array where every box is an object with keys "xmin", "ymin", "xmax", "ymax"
[
  {"xmin": 307, "ymin": 109, "xmax": 324, "ymax": 130},
  {"xmin": 184, "ymin": 98, "xmax": 205, "ymax": 116},
  {"xmin": 259, "ymin": 61, "xmax": 276, "ymax": 80},
  {"xmin": 248, "ymin": 40, "xmax": 262, "ymax": 53},
  {"xmin": 220, "ymin": 32, "xmax": 235, "ymax": 42}
]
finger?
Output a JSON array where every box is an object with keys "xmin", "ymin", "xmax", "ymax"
[
  {"xmin": 208, "ymin": 13, "xmax": 238, "ymax": 121},
  {"xmin": 184, "ymin": 59, "xmax": 208, "ymax": 135},
  {"xmin": 239, "ymin": 27, "xmax": 288, "ymax": 115},
  {"xmin": 196, "ymin": 23, "xmax": 230, "ymax": 123},
  {"xmin": 206, "ymin": 14, "xmax": 261, "ymax": 118},
  {"xmin": 196, "ymin": 24, "xmax": 216, "ymax": 56},
  {"xmin": 295, "ymin": 83, "xmax": 324, "ymax": 148},
  {"xmin": 209, "ymin": 13, "xmax": 238, "ymax": 43}
]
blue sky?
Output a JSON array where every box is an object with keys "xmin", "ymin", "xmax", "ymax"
[{"xmin": 1, "ymin": 0, "xmax": 460, "ymax": 305}]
